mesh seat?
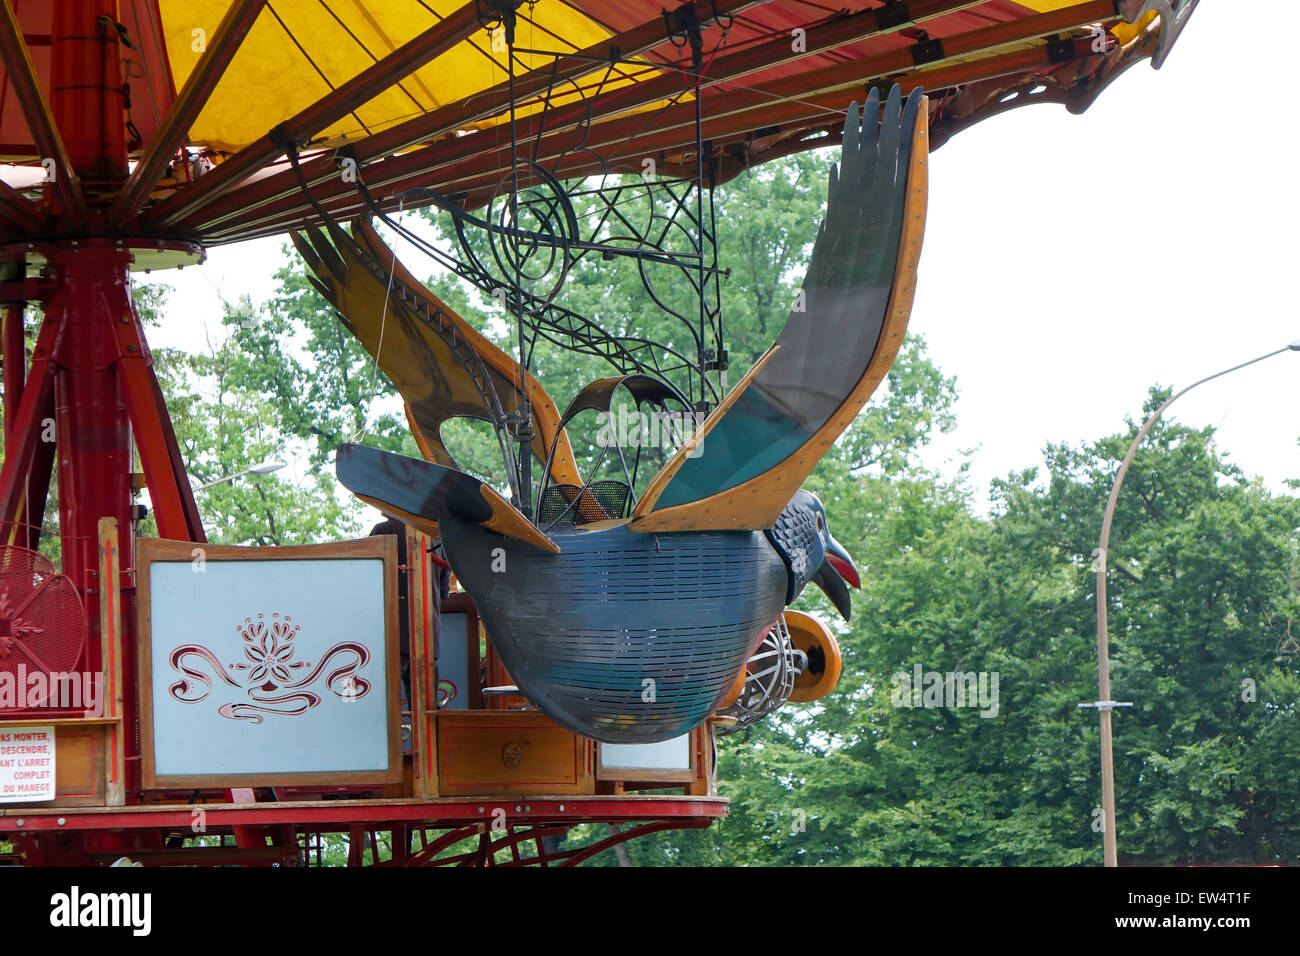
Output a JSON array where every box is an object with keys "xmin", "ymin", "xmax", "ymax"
[{"xmin": 538, "ymin": 480, "xmax": 631, "ymax": 525}]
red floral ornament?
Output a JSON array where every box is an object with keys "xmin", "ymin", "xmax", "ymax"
[{"xmin": 233, "ymin": 613, "xmax": 306, "ymax": 691}]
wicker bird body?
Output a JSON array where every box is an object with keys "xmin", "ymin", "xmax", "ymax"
[
  {"xmin": 329, "ymin": 86, "xmax": 927, "ymax": 743},
  {"xmin": 339, "ymin": 441, "xmax": 852, "ymax": 741}
]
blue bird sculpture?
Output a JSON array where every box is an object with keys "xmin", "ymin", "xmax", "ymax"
[
  {"xmin": 332, "ymin": 85, "xmax": 928, "ymax": 742},
  {"xmin": 338, "ymin": 444, "xmax": 857, "ymax": 741}
]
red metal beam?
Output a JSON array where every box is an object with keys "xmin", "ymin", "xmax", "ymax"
[
  {"xmin": 19, "ymin": 389, "xmax": 54, "ymax": 551},
  {"xmin": 143, "ymin": 0, "xmax": 516, "ymax": 229},
  {"xmin": 0, "ymin": 1, "xmax": 88, "ymax": 223},
  {"xmin": 174, "ymin": 0, "xmax": 980, "ymax": 237},
  {"xmin": 115, "ymin": 319, "xmax": 206, "ymax": 542},
  {"xmin": 0, "ymin": 179, "xmax": 43, "ymax": 233},
  {"xmin": 560, "ymin": 819, "xmax": 710, "ymax": 867},
  {"xmin": 0, "ymin": 286, "xmax": 54, "ymax": 551},
  {"xmin": 201, "ymin": 21, "xmax": 1104, "ymax": 244},
  {"xmin": 557, "ymin": 46, "xmax": 1075, "ymax": 173},
  {"xmin": 0, "ymin": 795, "xmax": 729, "ymax": 832},
  {"xmin": 380, "ymin": 824, "xmax": 489, "ymax": 866},
  {"xmin": 2, "ymin": 295, "xmax": 22, "ymax": 440},
  {"xmin": 109, "ymin": 0, "xmax": 268, "ymax": 224},
  {"xmin": 192, "ymin": 0, "xmax": 1114, "ymax": 243},
  {"xmin": 0, "ymin": 309, "xmax": 58, "ymax": 547},
  {"xmin": 426, "ymin": 0, "xmax": 1116, "ymax": 189},
  {"xmin": 162, "ymin": 0, "xmax": 795, "ymax": 235},
  {"xmin": 528, "ymin": 42, "xmax": 1082, "ymax": 187},
  {"xmin": 211, "ymin": 38, "xmax": 1060, "ymax": 243},
  {"xmin": 147, "ymin": 0, "xmax": 767, "ymax": 231}
]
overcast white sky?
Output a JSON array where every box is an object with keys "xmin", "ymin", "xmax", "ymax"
[{"xmin": 148, "ymin": 2, "xmax": 1299, "ymax": 505}]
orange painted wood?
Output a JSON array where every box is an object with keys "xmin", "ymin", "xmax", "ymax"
[
  {"xmin": 434, "ymin": 711, "xmax": 593, "ymax": 796},
  {"xmin": 97, "ymin": 517, "xmax": 125, "ymax": 806}
]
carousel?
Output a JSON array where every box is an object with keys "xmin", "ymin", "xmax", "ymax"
[{"xmin": 0, "ymin": 0, "xmax": 1195, "ymax": 865}]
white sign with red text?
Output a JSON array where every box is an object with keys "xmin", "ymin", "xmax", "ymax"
[{"xmin": 0, "ymin": 725, "xmax": 55, "ymax": 802}]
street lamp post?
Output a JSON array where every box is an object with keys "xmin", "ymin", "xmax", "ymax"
[
  {"xmin": 194, "ymin": 458, "xmax": 286, "ymax": 492},
  {"xmin": 1087, "ymin": 341, "xmax": 1299, "ymax": 867}
]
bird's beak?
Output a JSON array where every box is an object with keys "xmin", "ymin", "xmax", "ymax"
[
  {"xmin": 825, "ymin": 534, "xmax": 860, "ymax": 589},
  {"xmin": 811, "ymin": 536, "xmax": 858, "ymax": 622}
]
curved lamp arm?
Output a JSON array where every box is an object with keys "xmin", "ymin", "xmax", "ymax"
[{"xmin": 1092, "ymin": 340, "xmax": 1298, "ymax": 867}]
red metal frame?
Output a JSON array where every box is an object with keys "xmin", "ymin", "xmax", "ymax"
[
  {"xmin": 2, "ymin": 298, "xmax": 22, "ymax": 442},
  {"xmin": 1, "ymin": 797, "xmax": 725, "ymax": 866},
  {"xmin": 143, "ymin": 0, "xmax": 762, "ymax": 231},
  {"xmin": 0, "ymin": 5, "xmax": 201, "ymax": 806},
  {"xmin": 160, "ymin": 0, "xmax": 970, "ymax": 237},
  {"xmin": 0, "ymin": 2, "xmax": 88, "ymax": 222},
  {"xmin": 0, "ymin": 180, "xmax": 42, "ymax": 233},
  {"xmin": 109, "ymin": 0, "xmax": 269, "ymax": 224}
]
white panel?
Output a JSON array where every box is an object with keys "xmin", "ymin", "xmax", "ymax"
[
  {"xmin": 600, "ymin": 734, "xmax": 692, "ymax": 772},
  {"xmin": 149, "ymin": 558, "xmax": 389, "ymax": 775},
  {"xmin": 0, "ymin": 725, "xmax": 54, "ymax": 802}
]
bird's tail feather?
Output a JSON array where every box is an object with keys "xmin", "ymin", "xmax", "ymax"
[{"xmin": 336, "ymin": 443, "xmax": 559, "ymax": 554}]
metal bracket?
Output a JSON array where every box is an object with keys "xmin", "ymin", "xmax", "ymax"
[
  {"xmin": 1045, "ymin": 34, "xmax": 1076, "ymax": 64},
  {"xmin": 664, "ymin": 3, "xmax": 705, "ymax": 70},
  {"xmin": 708, "ymin": 0, "xmax": 735, "ymax": 31},
  {"xmin": 874, "ymin": 1, "xmax": 913, "ymax": 31},
  {"xmin": 1077, "ymin": 700, "xmax": 1134, "ymax": 712},
  {"xmin": 909, "ymin": 32, "xmax": 944, "ymax": 67},
  {"xmin": 502, "ymin": 411, "xmax": 534, "ymax": 443},
  {"xmin": 477, "ymin": 0, "xmax": 521, "ymax": 44},
  {"xmin": 0, "ymin": 276, "xmax": 56, "ymax": 304}
]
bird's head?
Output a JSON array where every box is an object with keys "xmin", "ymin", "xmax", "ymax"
[{"xmin": 767, "ymin": 490, "xmax": 861, "ymax": 621}]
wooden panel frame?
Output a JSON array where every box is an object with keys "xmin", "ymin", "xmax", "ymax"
[
  {"xmin": 409, "ymin": 528, "xmax": 436, "ymax": 797},
  {"xmin": 97, "ymin": 518, "xmax": 126, "ymax": 806},
  {"xmin": 137, "ymin": 537, "xmax": 402, "ymax": 790}
]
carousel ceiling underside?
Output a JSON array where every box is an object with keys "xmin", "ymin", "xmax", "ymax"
[{"xmin": 0, "ymin": 0, "xmax": 1194, "ymax": 247}]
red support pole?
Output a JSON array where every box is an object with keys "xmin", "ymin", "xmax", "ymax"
[
  {"xmin": 46, "ymin": 243, "xmax": 135, "ymax": 679},
  {"xmin": 44, "ymin": 0, "xmax": 139, "ymax": 789},
  {"xmin": 36, "ymin": 0, "xmax": 215, "ymax": 820},
  {"xmin": 3, "ymin": 298, "xmax": 22, "ymax": 442},
  {"xmin": 51, "ymin": 1, "xmax": 128, "ymax": 186}
]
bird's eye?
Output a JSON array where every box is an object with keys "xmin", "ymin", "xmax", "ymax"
[{"xmin": 816, "ymin": 514, "xmax": 825, "ymax": 532}]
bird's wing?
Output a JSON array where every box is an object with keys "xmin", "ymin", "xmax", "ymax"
[
  {"xmin": 292, "ymin": 219, "xmax": 582, "ymax": 485},
  {"xmin": 336, "ymin": 443, "xmax": 560, "ymax": 554},
  {"xmin": 630, "ymin": 87, "xmax": 928, "ymax": 532}
]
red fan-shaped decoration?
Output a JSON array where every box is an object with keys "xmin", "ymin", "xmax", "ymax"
[{"xmin": 0, "ymin": 547, "xmax": 87, "ymax": 715}]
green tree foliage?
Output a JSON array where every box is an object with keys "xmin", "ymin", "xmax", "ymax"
[
  {"xmin": 140, "ymin": 284, "xmax": 359, "ymax": 545},
  {"xmin": 611, "ymin": 389, "xmax": 1300, "ymax": 867}
]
